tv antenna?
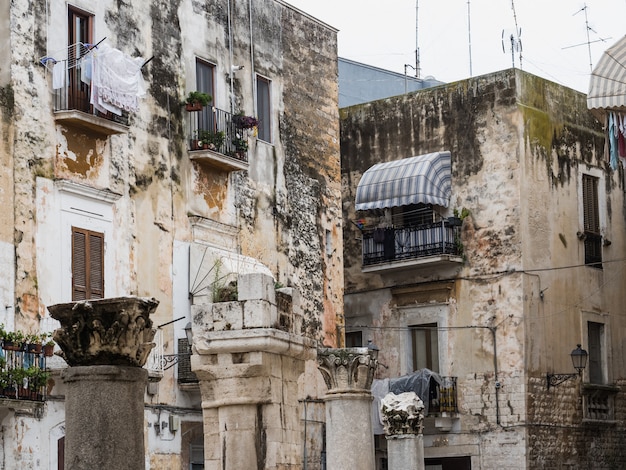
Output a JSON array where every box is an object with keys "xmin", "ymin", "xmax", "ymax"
[
  {"xmin": 562, "ymin": 3, "xmax": 611, "ymax": 72},
  {"xmin": 502, "ymin": 0, "xmax": 522, "ymax": 69}
]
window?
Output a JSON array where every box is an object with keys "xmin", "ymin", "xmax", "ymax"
[
  {"xmin": 588, "ymin": 321, "xmax": 605, "ymax": 384},
  {"xmin": 71, "ymin": 227, "xmax": 104, "ymax": 300},
  {"xmin": 582, "ymin": 174, "xmax": 602, "ymax": 267},
  {"xmin": 256, "ymin": 75, "xmax": 271, "ymax": 142},
  {"xmin": 196, "ymin": 59, "xmax": 215, "ymax": 132},
  {"xmin": 410, "ymin": 323, "xmax": 439, "ymax": 372},
  {"xmin": 345, "ymin": 331, "xmax": 363, "ymax": 347},
  {"xmin": 190, "ymin": 439, "xmax": 205, "ymax": 470},
  {"xmin": 67, "ymin": 7, "xmax": 94, "ymax": 111}
]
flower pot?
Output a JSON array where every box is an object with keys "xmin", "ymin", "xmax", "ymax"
[
  {"xmin": 185, "ymin": 102, "xmax": 203, "ymax": 112},
  {"xmin": 43, "ymin": 344, "xmax": 55, "ymax": 357},
  {"xmin": 2, "ymin": 341, "xmax": 20, "ymax": 351},
  {"xmin": 27, "ymin": 343, "xmax": 42, "ymax": 354}
]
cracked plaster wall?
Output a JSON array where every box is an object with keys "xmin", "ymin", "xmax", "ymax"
[{"xmin": 340, "ymin": 69, "xmax": 626, "ymax": 468}]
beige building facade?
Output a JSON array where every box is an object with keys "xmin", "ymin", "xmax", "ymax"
[
  {"xmin": 341, "ymin": 69, "xmax": 626, "ymax": 469},
  {"xmin": 0, "ymin": 0, "xmax": 341, "ymax": 468}
]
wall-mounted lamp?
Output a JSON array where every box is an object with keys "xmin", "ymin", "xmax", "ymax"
[{"xmin": 546, "ymin": 344, "xmax": 588, "ymax": 389}]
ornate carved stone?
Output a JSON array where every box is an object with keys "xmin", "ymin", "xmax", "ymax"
[
  {"xmin": 381, "ymin": 392, "xmax": 425, "ymax": 436},
  {"xmin": 317, "ymin": 347, "xmax": 378, "ymax": 393},
  {"xmin": 48, "ymin": 296, "xmax": 158, "ymax": 367}
]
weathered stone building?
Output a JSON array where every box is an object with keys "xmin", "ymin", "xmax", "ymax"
[
  {"xmin": 341, "ymin": 69, "xmax": 626, "ymax": 469},
  {"xmin": 0, "ymin": 0, "xmax": 341, "ymax": 468}
]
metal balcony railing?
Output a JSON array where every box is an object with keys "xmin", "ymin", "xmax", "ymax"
[
  {"xmin": 362, "ymin": 220, "xmax": 462, "ymax": 266},
  {"xmin": 0, "ymin": 346, "xmax": 49, "ymax": 402},
  {"xmin": 429, "ymin": 376, "xmax": 458, "ymax": 414},
  {"xmin": 187, "ymin": 106, "xmax": 249, "ymax": 163},
  {"xmin": 53, "ymin": 65, "xmax": 130, "ymax": 126}
]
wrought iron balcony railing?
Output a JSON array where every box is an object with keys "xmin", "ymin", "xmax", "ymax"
[
  {"xmin": 430, "ymin": 376, "xmax": 458, "ymax": 414},
  {"xmin": 53, "ymin": 65, "xmax": 129, "ymax": 126},
  {"xmin": 362, "ymin": 220, "xmax": 462, "ymax": 266},
  {"xmin": 187, "ymin": 106, "xmax": 249, "ymax": 163}
]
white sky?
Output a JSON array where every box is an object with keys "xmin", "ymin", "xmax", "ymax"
[{"xmin": 286, "ymin": 0, "xmax": 626, "ymax": 93}]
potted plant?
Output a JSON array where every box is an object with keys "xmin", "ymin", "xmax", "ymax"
[
  {"xmin": 185, "ymin": 91, "xmax": 211, "ymax": 111},
  {"xmin": 43, "ymin": 334, "xmax": 55, "ymax": 357},
  {"xmin": 233, "ymin": 113, "xmax": 259, "ymax": 129},
  {"xmin": 25, "ymin": 333, "xmax": 43, "ymax": 354},
  {"xmin": 198, "ymin": 129, "xmax": 225, "ymax": 151},
  {"xmin": 3, "ymin": 331, "xmax": 24, "ymax": 351}
]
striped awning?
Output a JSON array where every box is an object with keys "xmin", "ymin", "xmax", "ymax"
[
  {"xmin": 355, "ymin": 151, "xmax": 451, "ymax": 211},
  {"xmin": 588, "ymin": 35, "xmax": 626, "ymax": 114}
]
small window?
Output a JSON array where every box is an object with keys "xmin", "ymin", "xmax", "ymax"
[
  {"xmin": 72, "ymin": 227, "xmax": 104, "ymax": 300},
  {"xmin": 256, "ymin": 75, "xmax": 271, "ymax": 142},
  {"xmin": 190, "ymin": 439, "xmax": 205, "ymax": 470},
  {"xmin": 588, "ymin": 321, "xmax": 605, "ymax": 384},
  {"xmin": 196, "ymin": 59, "xmax": 215, "ymax": 133},
  {"xmin": 67, "ymin": 7, "xmax": 94, "ymax": 111},
  {"xmin": 410, "ymin": 323, "xmax": 438, "ymax": 372},
  {"xmin": 582, "ymin": 174, "xmax": 602, "ymax": 268},
  {"xmin": 345, "ymin": 331, "xmax": 363, "ymax": 347}
]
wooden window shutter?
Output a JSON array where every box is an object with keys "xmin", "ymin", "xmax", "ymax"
[
  {"xmin": 72, "ymin": 227, "xmax": 104, "ymax": 300},
  {"xmin": 582, "ymin": 174, "xmax": 600, "ymax": 233}
]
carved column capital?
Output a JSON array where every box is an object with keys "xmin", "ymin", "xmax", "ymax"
[
  {"xmin": 381, "ymin": 392, "xmax": 425, "ymax": 436},
  {"xmin": 317, "ymin": 347, "xmax": 378, "ymax": 394},
  {"xmin": 48, "ymin": 296, "xmax": 158, "ymax": 367}
]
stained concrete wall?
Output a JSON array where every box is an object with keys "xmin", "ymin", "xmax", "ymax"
[{"xmin": 341, "ymin": 69, "xmax": 626, "ymax": 468}]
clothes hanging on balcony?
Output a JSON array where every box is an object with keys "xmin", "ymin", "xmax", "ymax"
[
  {"xmin": 52, "ymin": 61, "xmax": 65, "ymax": 90},
  {"xmin": 90, "ymin": 43, "xmax": 145, "ymax": 115}
]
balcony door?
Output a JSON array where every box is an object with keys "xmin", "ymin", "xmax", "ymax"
[
  {"xmin": 196, "ymin": 59, "xmax": 215, "ymax": 133},
  {"xmin": 68, "ymin": 7, "xmax": 93, "ymax": 112}
]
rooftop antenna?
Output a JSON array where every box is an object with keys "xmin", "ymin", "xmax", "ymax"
[
  {"xmin": 415, "ymin": 0, "xmax": 420, "ymax": 78},
  {"xmin": 467, "ymin": 0, "xmax": 473, "ymax": 76},
  {"xmin": 502, "ymin": 0, "xmax": 522, "ymax": 69},
  {"xmin": 563, "ymin": 4, "xmax": 611, "ymax": 72}
]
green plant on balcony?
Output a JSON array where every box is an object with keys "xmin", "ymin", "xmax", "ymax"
[
  {"xmin": 198, "ymin": 129, "xmax": 225, "ymax": 151},
  {"xmin": 232, "ymin": 136, "xmax": 248, "ymax": 152},
  {"xmin": 185, "ymin": 91, "xmax": 211, "ymax": 111}
]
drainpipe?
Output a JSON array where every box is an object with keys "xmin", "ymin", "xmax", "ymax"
[
  {"xmin": 227, "ymin": 0, "xmax": 234, "ymax": 114},
  {"xmin": 248, "ymin": 0, "xmax": 255, "ymax": 115},
  {"xmin": 490, "ymin": 326, "xmax": 501, "ymax": 425}
]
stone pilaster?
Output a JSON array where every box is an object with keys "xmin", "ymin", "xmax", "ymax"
[
  {"xmin": 317, "ymin": 347, "xmax": 378, "ymax": 470},
  {"xmin": 380, "ymin": 392, "xmax": 425, "ymax": 470},
  {"xmin": 49, "ymin": 296, "xmax": 158, "ymax": 470}
]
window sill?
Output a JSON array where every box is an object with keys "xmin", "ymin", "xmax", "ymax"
[{"xmin": 582, "ymin": 383, "xmax": 620, "ymax": 394}]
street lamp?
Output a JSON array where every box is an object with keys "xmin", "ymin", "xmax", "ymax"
[{"xmin": 546, "ymin": 344, "xmax": 588, "ymax": 389}]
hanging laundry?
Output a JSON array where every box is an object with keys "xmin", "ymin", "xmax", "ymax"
[
  {"xmin": 80, "ymin": 55, "xmax": 92, "ymax": 85},
  {"xmin": 608, "ymin": 112, "xmax": 619, "ymax": 170},
  {"xmin": 52, "ymin": 61, "xmax": 65, "ymax": 90},
  {"xmin": 90, "ymin": 43, "xmax": 145, "ymax": 115}
]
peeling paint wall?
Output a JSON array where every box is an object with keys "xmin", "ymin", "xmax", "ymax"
[
  {"xmin": 341, "ymin": 69, "xmax": 626, "ymax": 468},
  {"xmin": 4, "ymin": 0, "xmax": 340, "ymax": 467}
]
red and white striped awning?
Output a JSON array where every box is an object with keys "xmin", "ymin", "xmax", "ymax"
[
  {"xmin": 588, "ymin": 35, "xmax": 626, "ymax": 115},
  {"xmin": 355, "ymin": 151, "xmax": 451, "ymax": 211}
]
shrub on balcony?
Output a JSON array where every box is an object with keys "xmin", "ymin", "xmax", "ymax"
[
  {"xmin": 185, "ymin": 91, "xmax": 212, "ymax": 111},
  {"xmin": 198, "ymin": 130, "xmax": 225, "ymax": 150}
]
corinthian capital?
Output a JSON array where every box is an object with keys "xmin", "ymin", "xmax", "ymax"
[{"xmin": 317, "ymin": 347, "xmax": 378, "ymax": 393}]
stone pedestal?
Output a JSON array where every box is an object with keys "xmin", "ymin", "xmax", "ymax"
[
  {"xmin": 62, "ymin": 366, "xmax": 148, "ymax": 470},
  {"xmin": 317, "ymin": 347, "xmax": 378, "ymax": 470},
  {"xmin": 381, "ymin": 392, "xmax": 425, "ymax": 470},
  {"xmin": 49, "ymin": 296, "xmax": 158, "ymax": 470}
]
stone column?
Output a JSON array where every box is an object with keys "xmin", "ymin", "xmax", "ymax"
[
  {"xmin": 317, "ymin": 347, "xmax": 378, "ymax": 470},
  {"xmin": 380, "ymin": 392, "xmax": 425, "ymax": 470},
  {"xmin": 190, "ymin": 273, "xmax": 315, "ymax": 470},
  {"xmin": 49, "ymin": 296, "xmax": 158, "ymax": 470}
]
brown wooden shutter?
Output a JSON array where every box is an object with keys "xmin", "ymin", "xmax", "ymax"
[
  {"xmin": 582, "ymin": 174, "xmax": 600, "ymax": 233},
  {"xmin": 72, "ymin": 227, "xmax": 104, "ymax": 300}
]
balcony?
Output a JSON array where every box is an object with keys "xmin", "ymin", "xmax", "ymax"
[
  {"xmin": 0, "ymin": 347, "xmax": 49, "ymax": 403},
  {"xmin": 187, "ymin": 106, "xmax": 250, "ymax": 171},
  {"xmin": 362, "ymin": 220, "xmax": 463, "ymax": 273},
  {"xmin": 53, "ymin": 66, "xmax": 130, "ymax": 135}
]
